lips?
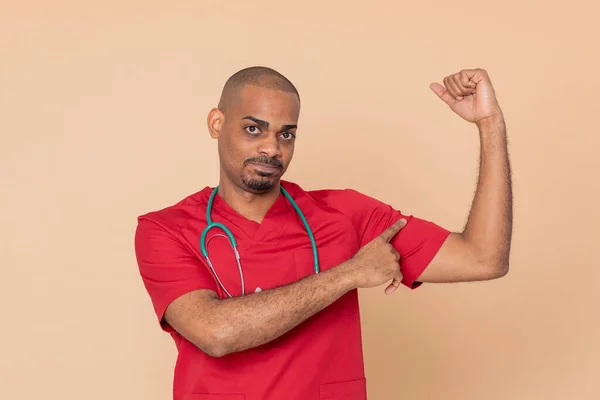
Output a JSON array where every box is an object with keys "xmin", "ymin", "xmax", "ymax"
[
  {"xmin": 250, "ymin": 162, "xmax": 282, "ymax": 174},
  {"xmin": 252, "ymin": 163, "xmax": 281, "ymax": 169}
]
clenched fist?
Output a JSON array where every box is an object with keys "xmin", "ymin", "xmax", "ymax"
[
  {"xmin": 430, "ymin": 68, "xmax": 504, "ymax": 128},
  {"xmin": 341, "ymin": 218, "xmax": 407, "ymax": 295}
]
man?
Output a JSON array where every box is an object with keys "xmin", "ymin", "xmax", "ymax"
[{"xmin": 134, "ymin": 66, "xmax": 512, "ymax": 400}]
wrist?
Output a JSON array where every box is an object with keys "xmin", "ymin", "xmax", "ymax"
[
  {"xmin": 332, "ymin": 260, "xmax": 359, "ymax": 292},
  {"xmin": 476, "ymin": 113, "xmax": 506, "ymax": 134}
]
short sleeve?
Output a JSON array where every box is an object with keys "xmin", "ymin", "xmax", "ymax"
[
  {"xmin": 134, "ymin": 217, "xmax": 218, "ymax": 332},
  {"xmin": 341, "ymin": 190, "xmax": 451, "ymax": 289}
]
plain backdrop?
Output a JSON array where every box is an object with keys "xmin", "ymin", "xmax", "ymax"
[{"xmin": 1, "ymin": 1, "xmax": 599, "ymax": 399}]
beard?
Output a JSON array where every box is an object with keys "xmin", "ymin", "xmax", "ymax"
[
  {"xmin": 240, "ymin": 156, "xmax": 283, "ymax": 192},
  {"xmin": 241, "ymin": 175, "xmax": 276, "ymax": 192}
]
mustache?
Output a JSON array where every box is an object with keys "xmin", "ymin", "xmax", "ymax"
[{"xmin": 244, "ymin": 156, "xmax": 283, "ymax": 169}]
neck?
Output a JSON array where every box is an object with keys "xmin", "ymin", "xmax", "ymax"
[{"xmin": 217, "ymin": 178, "xmax": 281, "ymax": 224}]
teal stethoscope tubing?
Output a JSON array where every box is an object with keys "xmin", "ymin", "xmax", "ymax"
[{"xmin": 200, "ymin": 185, "xmax": 320, "ymax": 297}]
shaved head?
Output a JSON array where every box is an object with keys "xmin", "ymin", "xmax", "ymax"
[
  {"xmin": 208, "ymin": 66, "xmax": 301, "ymax": 195},
  {"xmin": 217, "ymin": 66, "xmax": 300, "ymax": 112}
]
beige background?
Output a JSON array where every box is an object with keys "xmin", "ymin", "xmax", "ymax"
[{"xmin": 2, "ymin": 1, "xmax": 599, "ymax": 399}]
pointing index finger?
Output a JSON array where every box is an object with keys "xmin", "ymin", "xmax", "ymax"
[{"xmin": 379, "ymin": 218, "xmax": 407, "ymax": 242}]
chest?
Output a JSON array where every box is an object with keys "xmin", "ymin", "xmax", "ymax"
[{"xmin": 181, "ymin": 203, "xmax": 360, "ymax": 298}]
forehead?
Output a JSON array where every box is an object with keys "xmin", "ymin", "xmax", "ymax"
[{"xmin": 230, "ymin": 84, "xmax": 300, "ymax": 123}]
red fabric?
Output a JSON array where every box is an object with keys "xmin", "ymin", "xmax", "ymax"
[{"xmin": 134, "ymin": 180, "xmax": 450, "ymax": 400}]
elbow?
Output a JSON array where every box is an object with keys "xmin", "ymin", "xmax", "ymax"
[
  {"xmin": 194, "ymin": 323, "xmax": 234, "ymax": 358},
  {"xmin": 467, "ymin": 240, "xmax": 510, "ymax": 280},
  {"xmin": 480, "ymin": 257, "xmax": 510, "ymax": 280},
  {"xmin": 202, "ymin": 342, "xmax": 230, "ymax": 358},
  {"xmin": 490, "ymin": 261, "xmax": 509, "ymax": 279},
  {"xmin": 462, "ymin": 234, "xmax": 511, "ymax": 281}
]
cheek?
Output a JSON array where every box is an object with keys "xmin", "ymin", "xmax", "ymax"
[
  {"xmin": 282, "ymin": 144, "xmax": 294, "ymax": 165},
  {"xmin": 220, "ymin": 134, "xmax": 253, "ymax": 164}
]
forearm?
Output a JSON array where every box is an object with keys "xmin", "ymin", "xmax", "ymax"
[
  {"xmin": 206, "ymin": 263, "xmax": 355, "ymax": 356},
  {"xmin": 462, "ymin": 116, "xmax": 513, "ymax": 271}
]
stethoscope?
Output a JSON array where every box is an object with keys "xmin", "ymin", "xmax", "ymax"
[{"xmin": 200, "ymin": 185, "xmax": 320, "ymax": 297}]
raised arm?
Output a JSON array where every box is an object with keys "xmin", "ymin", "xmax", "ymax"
[
  {"xmin": 158, "ymin": 219, "xmax": 407, "ymax": 357},
  {"xmin": 417, "ymin": 68, "xmax": 512, "ymax": 283}
]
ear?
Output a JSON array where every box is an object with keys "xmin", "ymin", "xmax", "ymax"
[{"xmin": 207, "ymin": 108, "xmax": 224, "ymax": 139}]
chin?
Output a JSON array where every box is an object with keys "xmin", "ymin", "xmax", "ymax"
[{"xmin": 241, "ymin": 174, "xmax": 280, "ymax": 193}]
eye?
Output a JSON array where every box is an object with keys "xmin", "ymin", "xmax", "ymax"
[
  {"xmin": 245, "ymin": 126, "xmax": 260, "ymax": 135},
  {"xmin": 280, "ymin": 132, "xmax": 296, "ymax": 141}
]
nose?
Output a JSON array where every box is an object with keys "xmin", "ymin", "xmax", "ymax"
[{"xmin": 257, "ymin": 134, "xmax": 282, "ymax": 159}]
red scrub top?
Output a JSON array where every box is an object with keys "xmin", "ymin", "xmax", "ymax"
[{"xmin": 134, "ymin": 180, "xmax": 450, "ymax": 400}]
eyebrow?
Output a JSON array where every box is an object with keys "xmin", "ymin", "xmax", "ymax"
[{"xmin": 242, "ymin": 116, "xmax": 297, "ymax": 131}]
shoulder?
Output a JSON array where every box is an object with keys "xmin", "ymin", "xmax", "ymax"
[
  {"xmin": 281, "ymin": 180, "xmax": 387, "ymax": 217},
  {"xmin": 135, "ymin": 186, "xmax": 213, "ymax": 236},
  {"xmin": 281, "ymin": 180, "xmax": 362, "ymax": 201}
]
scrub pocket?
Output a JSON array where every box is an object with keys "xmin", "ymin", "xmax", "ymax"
[
  {"xmin": 320, "ymin": 378, "xmax": 367, "ymax": 399},
  {"xmin": 182, "ymin": 395, "xmax": 245, "ymax": 400}
]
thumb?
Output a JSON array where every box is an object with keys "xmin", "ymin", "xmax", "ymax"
[
  {"xmin": 379, "ymin": 218, "xmax": 407, "ymax": 243},
  {"xmin": 430, "ymin": 82, "xmax": 455, "ymax": 107},
  {"xmin": 385, "ymin": 274, "xmax": 403, "ymax": 295}
]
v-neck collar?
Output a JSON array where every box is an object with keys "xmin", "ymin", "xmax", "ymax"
[{"xmin": 207, "ymin": 182, "xmax": 295, "ymax": 243}]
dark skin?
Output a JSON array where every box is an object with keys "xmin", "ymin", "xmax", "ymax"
[
  {"xmin": 207, "ymin": 84, "xmax": 300, "ymax": 223},
  {"xmin": 164, "ymin": 84, "xmax": 407, "ymax": 357},
  {"xmin": 164, "ymin": 69, "xmax": 512, "ymax": 357}
]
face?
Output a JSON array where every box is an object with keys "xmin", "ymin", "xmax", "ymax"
[{"xmin": 207, "ymin": 84, "xmax": 300, "ymax": 194}]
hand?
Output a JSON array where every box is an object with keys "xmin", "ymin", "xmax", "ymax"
[
  {"xmin": 341, "ymin": 218, "xmax": 407, "ymax": 295},
  {"xmin": 430, "ymin": 68, "xmax": 503, "ymax": 127}
]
